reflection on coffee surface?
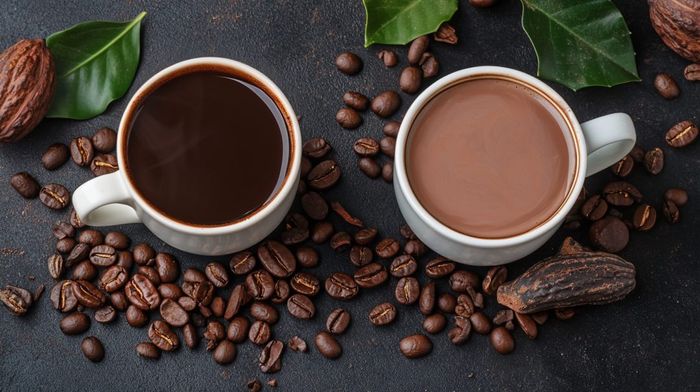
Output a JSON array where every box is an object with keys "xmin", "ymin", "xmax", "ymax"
[
  {"xmin": 406, "ymin": 78, "xmax": 574, "ymax": 238},
  {"xmin": 126, "ymin": 70, "xmax": 289, "ymax": 226}
]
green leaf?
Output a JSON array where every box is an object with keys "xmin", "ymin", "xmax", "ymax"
[
  {"xmin": 520, "ymin": 0, "xmax": 639, "ymax": 91},
  {"xmin": 45, "ymin": 12, "xmax": 146, "ymax": 119},
  {"xmin": 363, "ymin": 0, "xmax": 458, "ymax": 47}
]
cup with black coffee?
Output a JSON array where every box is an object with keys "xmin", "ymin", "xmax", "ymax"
[
  {"xmin": 394, "ymin": 66, "xmax": 636, "ymax": 265},
  {"xmin": 72, "ymin": 58, "xmax": 301, "ymax": 255}
]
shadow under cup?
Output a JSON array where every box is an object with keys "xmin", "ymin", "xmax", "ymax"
[
  {"xmin": 405, "ymin": 75, "xmax": 580, "ymax": 239},
  {"xmin": 120, "ymin": 64, "xmax": 295, "ymax": 227}
]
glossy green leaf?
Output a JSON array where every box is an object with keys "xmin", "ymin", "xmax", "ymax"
[
  {"xmin": 46, "ymin": 12, "xmax": 146, "ymax": 119},
  {"xmin": 521, "ymin": 0, "xmax": 639, "ymax": 91},
  {"xmin": 363, "ymin": 0, "xmax": 458, "ymax": 47}
]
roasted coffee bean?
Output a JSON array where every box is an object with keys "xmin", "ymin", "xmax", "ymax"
[
  {"xmin": 400, "ymin": 334, "xmax": 432, "ymax": 359},
  {"xmin": 125, "ymin": 274, "xmax": 160, "ymax": 311},
  {"xmin": 0, "ymin": 285, "xmax": 32, "ymax": 316},
  {"xmin": 271, "ymin": 280, "xmax": 291, "ymax": 305},
  {"xmin": 455, "ymin": 294, "xmax": 475, "ymax": 318},
  {"xmin": 311, "ymin": 221, "xmax": 334, "ymax": 243},
  {"xmin": 288, "ymin": 336, "xmax": 308, "ymax": 352},
  {"xmin": 60, "ymin": 311, "xmax": 91, "ymax": 335},
  {"xmin": 110, "ymin": 292, "xmax": 127, "ymax": 311},
  {"xmin": 447, "ymin": 316, "xmax": 471, "ymax": 345},
  {"xmin": 589, "ymin": 216, "xmax": 629, "ymax": 253},
  {"xmin": 104, "ymin": 231, "xmax": 129, "ymax": 250},
  {"xmin": 295, "ymin": 247, "xmax": 319, "ymax": 268},
  {"xmin": 348, "ymin": 245, "xmax": 372, "ymax": 267},
  {"xmin": 449, "ymin": 270, "xmax": 480, "ymax": 293},
  {"xmin": 230, "ymin": 251, "xmax": 256, "ymax": 275},
  {"xmin": 177, "ymin": 323, "xmax": 197, "ymax": 350},
  {"xmin": 629, "ymin": 145, "xmax": 645, "ymax": 163},
  {"xmin": 227, "ymin": 316, "xmax": 250, "ymax": 343},
  {"xmin": 438, "ymin": 293, "xmax": 457, "ymax": 314},
  {"xmin": 116, "ymin": 251, "xmax": 133, "ymax": 270},
  {"xmin": 126, "ymin": 305, "xmax": 148, "ymax": 328},
  {"xmin": 257, "ymin": 241, "xmax": 296, "ymax": 278},
  {"xmin": 354, "ymin": 263, "xmax": 388, "ymax": 288},
  {"xmin": 204, "ymin": 261, "xmax": 229, "ymax": 287},
  {"xmin": 325, "ymin": 272, "xmax": 358, "ymax": 300},
  {"xmin": 148, "ymin": 320, "xmax": 179, "ymax": 351},
  {"xmin": 343, "ymin": 91, "xmax": 369, "ymax": 111},
  {"xmin": 493, "ymin": 309, "xmax": 514, "ymax": 325},
  {"xmin": 315, "ymin": 331, "xmax": 342, "ymax": 359},
  {"xmin": 375, "ymin": 238, "xmax": 400, "ymax": 258},
  {"xmin": 71, "ymin": 260, "xmax": 97, "ymax": 281},
  {"xmin": 403, "ymin": 239, "xmax": 426, "ymax": 257},
  {"xmin": 308, "ymin": 160, "xmax": 341, "ymax": 190},
  {"xmin": 99, "ymin": 265, "xmax": 128, "ymax": 292},
  {"xmin": 250, "ymin": 302, "xmax": 279, "ymax": 324},
  {"xmin": 48, "ymin": 254, "xmax": 65, "ymax": 279},
  {"xmin": 335, "ymin": 51, "xmax": 362, "ymax": 75},
  {"xmin": 78, "ymin": 229, "xmax": 103, "ymax": 247},
  {"xmin": 379, "ymin": 136, "xmax": 396, "ymax": 158},
  {"xmin": 152, "ymin": 253, "xmax": 177, "ymax": 283},
  {"xmin": 213, "ymin": 340, "xmax": 236, "ymax": 365},
  {"xmin": 654, "ymin": 73, "xmax": 680, "ymax": 99},
  {"xmin": 177, "ymin": 296, "xmax": 197, "ymax": 312},
  {"xmin": 399, "ymin": 66, "xmax": 422, "ymax": 94},
  {"xmin": 42, "ymin": 143, "xmax": 70, "ymax": 170},
  {"xmin": 210, "ymin": 296, "xmax": 225, "ymax": 317},
  {"xmin": 395, "ymin": 277, "xmax": 420, "ymax": 305},
  {"xmin": 303, "ymin": 137, "xmax": 332, "ymax": 158},
  {"xmin": 330, "ymin": 231, "xmax": 352, "ymax": 252},
  {"xmin": 94, "ymin": 306, "xmax": 116, "ymax": 324},
  {"xmin": 90, "ymin": 154, "xmax": 118, "ymax": 176},
  {"xmin": 358, "ymin": 157, "xmax": 381, "ymax": 178},
  {"xmin": 245, "ymin": 270, "xmax": 275, "ymax": 301},
  {"xmin": 137, "ymin": 266, "xmax": 161, "ymax": 286},
  {"xmin": 415, "ymin": 282, "xmax": 435, "ymax": 316},
  {"xmin": 287, "ymin": 293, "xmax": 315, "ymax": 319},
  {"xmin": 65, "ymin": 243, "xmax": 89, "ymax": 267},
  {"xmin": 353, "ymin": 137, "xmax": 380, "ymax": 156},
  {"xmin": 159, "ymin": 299, "xmax": 189, "ymax": 327},
  {"xmin": 490, "ymin": 327, "xmax": 515, "ymax": 354},
  {"xmin": 514, "ymin": 312, "xmax": 537, "ymax": 339},
  {"xmin": 70, "ymin": 208, "xmax": 85, "ymax": 229},
  {"xmin": 40, "ymin": 184, "xmax": 70, "ymax": 210},
  {"xmin": 467, "ymin": 312, "xmax": 490, "ymax": 335},
  {"xmin": 335, "ymin": 107, "xmax": 362, "ymax": 129},
  {"xmin": 663, "ymin": 199, "xmax": 680, "ymax": 223},
  {"xmin": 684, "ymin": 63, "xmax": 700, "ymax": 81},
  {"xmin": 89, "ymin": 245, "xmax": 117, "ymax": 267},
  {"xmin": 72, "ymin": 280, "xmax": 105, "ymax": 309},
  {"xmin": 611, "ymin": 155, "xmax": 634, "ymax": 177},
  {"xmin": 281, "ymin": 227, "xmax": 309, "ymax": 246},
  {"xmin": 418, "ymin": 52, "xmax": 439, "ymax": 78},
  {"xmin": 203, "ymin": 321, "xmax": 225, "ymax": 350},
  {"xmin": 377, "ymin": 49, "xmax": 398, "ymax": 67},
  {"xmin": 286, "ymin": 212, "xmax": 310, "ymax": 230},
  {"xmin": 326, "ymin": 308, "xmax": 351, "ymax": 334},
  {"xmin": 603, "ymin": 181, "xmax": 642, "ymax": 206},
  {"xmin": 290, "ymin": 272, "xmax": 321, "ymax": 296},
  {"xmin": 185, "ymin": 280, "xmax": 214, "ymax": 305},
  {"xmin": 133, "ymin": 243, "xmax": 155, "ymax": 266},
  {"xmin": 382, "ymin": 162, "xmax": 393, "ymax": 183},
  {"xmin": 301, "ymin": 192, "xmax": 328, "ymax": 221},
  {"xmin": 81, "ymin": 336, "xmax": 105, "ymax": 362},
  {"xmin": 259, "ymin": 339, "xmax": 284, "ymax": 373},
  {"xmin": 482, "ymin": 266, "xmax": 507, "ymax": 295},
  {"xmin": 353, "ymin": 228, "xmax": 377, "ymax": 246},
  {"xmin": 56, "ymin": 238, "xmax": 76, "ymax": 254},
  {"xmin": 422, "ymin": 313, "xmax": 446, "ymax": 335},
  {"xmin": 183, "ymin": 267, "xmax": 206, "ymax": 283},
  {"xmin": 92, "ymin": 127, "xmax": 117, "ymax": 153},
  {"xmin": 248, "ymin": 379, "xmax": 263, "ymax": 392},
  {"xmin": 407, "ymin": 36, "xmax": 429, "ymax": 64},
  {"xmin": 664, "ymin": 188, "xmax": 688, "ymax": 206},
  {"xmin": 301, "ymin": 157, "xmax": 312, "ymax": 179},
  {"xmin": 665, "ymin": 120, "xmax": 698, "ymax": 148},
  {"xmin": 425, "ymin": 257, "xmax": 455, "ymax": 278},
  {"xmin": 644, "ymin": 147, "xmax": 664, "ymax": 175},
  {"xmin": 390, "ymin": 255, "xmax": 418, "ymax": 277},
  {"xmin": 371, "ymin": 90, "xmax": 401, "ymax": 118},
  {"xmin": 10, "ymin": 172, "xmax": 40, "ymax": 199},
  {"xmin": 632, "ymin": 204, "xmax": 657, "ymax": 231},
  {"xmin": 249, "ymin": 320, "xmax": 272, "ymax": 345},
  {"xmin": 136, "ymin": 342, "xmax": 160, "ymax": 359},
  {"xmin": 580, "ymin": 195, "xmax": 608, "ymax": 221},
  {"xmin": 383, "ymin": 120, "xmax": 401, "ymax": 137},
  {"xmin": 50, "ymin": 281, "xmax": 77, "ymax": 312},
  {"xmin": 70, "ymin": 136, "xmax": 94, "ymax": 166}
]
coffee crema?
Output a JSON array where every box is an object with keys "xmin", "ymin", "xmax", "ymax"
[
  {"xmin": 125, "ymin": 70, "xmax": 289, "ymax": 226},
  {"xmin": 406, "ymin": 77, "xmax": 574, "ymax": 238}
]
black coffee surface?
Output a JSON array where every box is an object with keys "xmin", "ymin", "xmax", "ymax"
[{"xmin": 126, "ymin": 71, "xmax": 288, "ymax": 225}]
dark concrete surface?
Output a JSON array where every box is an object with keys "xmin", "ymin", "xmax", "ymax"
[{"xmin": 1, "ymin": 1, "xmax": 698, "ymax": 391}]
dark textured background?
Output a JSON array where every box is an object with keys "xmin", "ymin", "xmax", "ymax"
[{"xmin": 1, "ymin": 1, "xmax": 698, "ymax": 391}]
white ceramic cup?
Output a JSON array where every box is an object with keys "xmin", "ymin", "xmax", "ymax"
[
  {"xmin": 394, "ymin": 66, "xmax": 636, "ymax": 266},
  {"xmin": 72, "ymin": 58, "xmax": 301, "ymax": 256}
]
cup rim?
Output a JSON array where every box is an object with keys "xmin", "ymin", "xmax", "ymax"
[
  {"xmin": 394, "ymin": 66, "xmax": 587, "ymax": 248},
  {"xmin": 116, "ymin": 57, "xmax": 301, "ymax": 235}
]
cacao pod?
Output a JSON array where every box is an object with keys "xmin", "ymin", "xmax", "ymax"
[{"xmin": 649, "ymin": 0, "xmax": 700, "ymax": 62}]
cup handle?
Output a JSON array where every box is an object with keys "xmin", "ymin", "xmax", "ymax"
[
  {"xmin": 580, "ymin": 113, "xmax": 636, "ymax": 177},
  {"xmin": 72, "ymin": 171, "xmax": 141, "ymax": 226}
]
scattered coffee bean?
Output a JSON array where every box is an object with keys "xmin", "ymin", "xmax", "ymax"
[
  {"xmin": 65, "ymin": 243, "xmax": 89, "ymax": 267},
  {"xmin": 375, "ymin": 238, "xmax": 400, "ymax": 258},
  {"xmin": 205, "ymin": 261, "xmax": 230, "ymax": 287},
  {"xmin": 303, "ymin": 137, "xmax": 332, "ymax": 158},
  {"xmin": 148, "ymin": 320, "xmax": 179, "ymax": 351},
  {"xmin": 184, "ymin": 267, "xmax": 206, "ymax": 283},
  {"xmin": 419, "ymin": 52, "xmax": 439, "ymax": 78},
  {"xmin": 336, "ymin": 107, "xmax": 362, "ymax": 129},
  {"xmin": 92, "ymin": 127, "xmax": 117, "ymax": 153},
  {"xmin": 259, "ymin": 339, "xmax": 284, "ymax": 373},
  {"xmin": 654, "ymin": 73, "xmax": 680, "ymax": 99},
  {"xmin": 611, "ymin": 155, "xmax": 634, "ymax": 177},
  {"xmin": 311, "ymin": 221, "xmax": 334, "ymax": 243},
  {"xmin": 399, "ymin": 66, "xmax": 422, "ymax": 94},
  {"xmin": 423, "ymin": 313, "xmax": 446, "ymax": 334},
  {"xmin": 407, "ymin": 36, "xmax": 429, "ymax": 64},
  {"xmin": 354, "ymin": 262, "xmax": 388, "ymax": 288},
  {"xmin": 126, "ymin": 305, "xmax": 149, "ymax": 328},
  {"xmin": 116, "ymin": 251, "xmax": 133, "ymax": 269},
  {"xmin": 470, "ymin": 312, "xmax": 492, "ymax": 335},
  {"xmin": 425, "ymin": 257, "xmax": 455, "ymax": 278},
  {"xmin": 448, "ymin": 316, "xmax": 471, "ymax": 345},
  {"xmin": 377, "ymin": 49, "xmax": 398, "ymax": 67},
  {"xmin": 664, "ymin": 188, "xmax": 688, "ymax": 206},
  {"xmin": 95, "ymin": 306, "xmax": 117, "ymax": 324},
  {"xmin": 50, "ymin": 281, "xmax": 77, "ymax": 312},
  {"xmin": 379, "ymin": 136, "xmax": 396, "ymax": 157},
  {"xmin": 326, "ymin": 308, "xmax": 351, "ymax": 334},
  {"xmin": 684, "ymin": 63, "xmax": 700, "ymax": 81},
  {"xmin": 663, "ymin": 199, "xmax": 680, "ymax": 223},
  {"xmin": 418, "ymin": 282, "xmax": 435, "ymax": 315},
  {"xmin": 210, "ymin": 296, "xmax": 225, "ymax": 317},
  {"xmin": 245, "ymin": 270, "xmax": 275, "ymax": 301},
  {"xmin": 71, "ymin": 260, "xmax": 97, "ymax": 281},
  {"xmin": 295, "ymin": 247, "xmax": 319, "ymax": 268},
  {"xmin": 353, "ymin": 228, "xmax": 377, "ymax": 245},
  {"xmin": 449, "ymin": 270, "xmax": 480, "ymax": 293},
  {"xmin": 250, "ymin": 302, "xmax": 279, "ymax": 324},
  {"xmin": 0, "ymin": 285, "xmax": 33, "ymax": 316},
  {"xmin": 343, "ymin": 91, "xmax": 369, "ymax": 111},
  {"xmin": 249, "ymin": 320, "xmax": 272, "ymax": 346},
  {"xmin": 40, "ymin": 183, "xmax": 70, "ymax": 210},
  {"xmin": 390, "ymin": 255, "xmax": 417, "ymax": 277},
  {"xmin": 330, "ymin": 232, "xmax": 352, "ymax": 252},
  {"xmin": 287, "ymin": 293, "xmax": 315, "ymax": 319},
  {"xmin": 288, "ymin": 336, "xmax": 308, "ymax": 352},
  {"xmin": 136, "ymin": 342, "xmax": 160, "ymax": 360},
  {"xmin": 400, "ymin": 334, "xmax": 432, "ymax": 358},
  {"xmin": 70, "ymin": 136, "xmax": 94, "ymax": 166},
  {"xmin": 125, "ymin": 274, "xmax": 160, "ymax": 310},
  {"xmin": 603, "ymin": 181, "xmax": 642, "ymax": 206},
  {"xmin": 371, "ymin": 90, "xmax": 401, "ymax": 118},
  {"xmin": 90, "ymin": 154, "xmax": 118, "ymax": 176},
  {"xmin": 230, "ymin": 251, "xmax": 257, "ymax": 275},
  {"xmin": 47, "ymin": 254, "xmax": 65, "ymax": 279},
  {"xmin": 72, "ymin": 279, "xmax": 106, "ymax": 308},
  {"xmin": 307, "ymin": 160, "xmax": 341, "ymax": 190},
  {"xmin": 154, "ymin": 253, "xmax": 178, "ymax": 283},
  {"xmin": 315, "ymin": 331, "xmax": 342, "ymax": 359},
  {"xmin": 580, "ymin": 195, "xmax": 608, "ymax": 221},
  {"xmin": 493, "ymin": 309, "xmax": 514, "ymax": 325},
  {"xmin": 482, "ymin": 266, "xmax": 507, "ymax": 295},
  {"xmin": 103, "ymin": 231, "xmax": 129, "ymax": 250},
  {"xmin": 81, "ymin": 336, "xmax": 105, "ymax": 362},
  {"xmin": 489, "ymin": 326, "xmax": 515, "ymax": 354},
  {"xmin": 89, "ymin": 245, "xmax": 117, "ymax": 267},
  {"xmin": 395, "ymin": 277, "xmax": 420, "ymax": 305},
  {"xmin": 353, "ymin": 137, "xmax": 380, "ymax": 156},
  {"xmin": 369, "ymin": 302, "xmax": 397, "ymax": 326},
  {"xmin": 349, "ymin": 245, "xmax": 373, "ymax": 267},
  {"xmin": 133, "ymin": 243, "xmax": 156, "ymax": 266},
  {"xmin": 438, "ymin": 293, "xmax": 457, "ymax": 314},
  {"xmin": 383, "ymin": 120, "xmax": 400, "ymax": 137},
  {"xmin": 434, "ymin": 23, "xmax": 457, "ymax": 44},
  {"xmin": 137, "ymin": 266, "xmax": 161, "ymax": 286},
  {"xmin": 335, "ymin": 52, "xmax": 362, "ymax": 75},
  {"xmin": 213, "ymin": 340, "xmax": 237, "ymax": 365},
  {"xmin": 589, "ymin": 216, "xmax": 629, "ymax": 253},
  {"xmin": 60, "ymin": 311, "xmax": 91, "ymax": 335},
  {"xmin": 515, "ymin": 312, "xmax": 537, "ymax": 339},
  {"xmin": 178, "ymin": 295, "xmax": 197, "ymax": 312},
  {"xmin": 78, "ymin": 229, "xmax": 103, "ymax": 247},
  {"xmin": 665, "ymin": 120, "xmax": 698, "ymax": 148},
  {"xmin": 324, "ymin": 272, "xmax": 358, "ymax": 300},
  {"xmin": 633, "ymin": 204, "xmax": 657, "ymax": 231},
  {"xmin": 247, "ymin": 379, "xmax": 262, "ymax": 392},
  {"xmin": 358, "ymin": 157, "xmax": 381, "ymax": 178},
  {"xmin": 160, "ymin": 299, "xmax": 189, "ymax": 327},
  {"xmin": 455, "ymin": 294, "xmax": 475, "ymax": 318},
  {"xmin": 158, "ymin": 283, "xmax": 182, "ymax": 300},
  {"xmin": 10, "ymin": 172, "xmax": 40, "ymax": 199},
  {"xmin": 382, "ymin": 162, "xmax": 393, "ymax": 182},
  {"xmin": 227, "ymin": 316, "xmax": 250, "ymax": 343},
  {"xmin": 290, "ymin": 272, "xmax": 320, "ymax": 296},
  {"xmin": 52, "ymin": 222, "xmax": 75, "ymax": 240},
  {"xmin": 644, "ymin": 147, "xmax": 664, "ymax": 175},
  {"xmin": 41, "ymin": 143, "xmax": 70, "ymax": 170}
]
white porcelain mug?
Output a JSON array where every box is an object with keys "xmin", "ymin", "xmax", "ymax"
[
  {"xmin": 72, "ymin": 58, "xmax": 301, "ymax": 256},
  {"xmin": 394, "ymin": 66, "xmax": 636, "ymax": 266}
]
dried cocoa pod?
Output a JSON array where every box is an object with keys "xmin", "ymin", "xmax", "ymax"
[
  {"xmin": 496, "ymin": 237, "xmax": 635, "ymax": 314},
  {"xmin": 649, "ymin": 0, "xmax": 700, "ymax": 62},
  {"xmin": 0, "ymin": 39, "xmax": 55, "ymax": 143}
]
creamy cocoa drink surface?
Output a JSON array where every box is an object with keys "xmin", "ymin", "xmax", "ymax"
[{"xmin": 406, "ymin": 78, "xmax": 574, "ymax": 238}]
